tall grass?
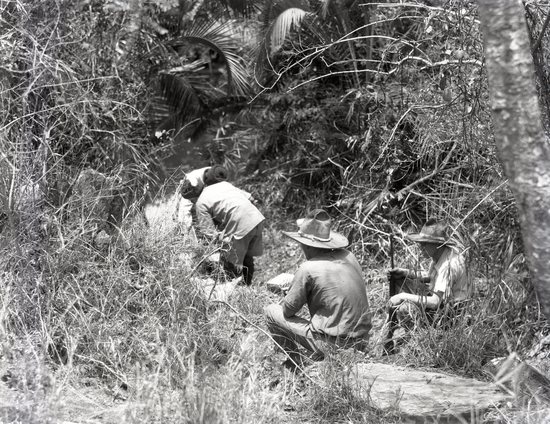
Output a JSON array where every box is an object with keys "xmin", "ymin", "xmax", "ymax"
[
  {"xmin": 1, "ymin": 187, "xmax": 283, "ymax": 422},
  {"xmin": 1, "ymin": 1, "xmax": 549, "ymax": 423}
]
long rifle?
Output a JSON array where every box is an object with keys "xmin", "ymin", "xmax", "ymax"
[
  {"xmin": 389, "ymin": 234, "xmax": 395, "ymax": 293},
  {"xmin": 383, "ymin": 234, "xmax": 399, "ymax": 355}
]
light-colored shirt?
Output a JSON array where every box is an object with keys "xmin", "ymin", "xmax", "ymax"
[
  {"xmin": 195, "ymin": 181, "xmax": 265, "ymax": 240},
  {"xmin": 429, "ymin": 247, "xmax": 472, "ymax": 303},
  {"xmin": 282, "ymin": 249, "xmax": 372, "ymax": 339}
]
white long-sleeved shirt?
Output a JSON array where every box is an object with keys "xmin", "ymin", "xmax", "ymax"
[{"xmin": 195, "ymin": 181, "xmax": 264, "ymax": 240}]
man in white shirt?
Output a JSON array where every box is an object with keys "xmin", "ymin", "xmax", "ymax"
[
  {"xmin": 195, "ymin": 166, "xmax": 265, "ymax": 285},
  {"xmin": 385, "ymin": 219, "xmax": 472, "ymax": 352}
]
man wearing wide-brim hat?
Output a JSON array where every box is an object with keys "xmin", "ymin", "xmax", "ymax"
[
  {"xmin": 264, "ymin": 209, "xmax": 372, "ymax": 370},
  {"xmin": 385, "ymin": 218, "xmax": 473, "ymax": 351}
]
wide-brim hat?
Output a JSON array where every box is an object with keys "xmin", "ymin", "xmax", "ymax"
[
  {"xmin": 282, "ymin": 209, "xmax": 349, "ymax": 249},
  {"xmin": 407, "ymin": 219, "xmax": 454, "ymax": 245}
]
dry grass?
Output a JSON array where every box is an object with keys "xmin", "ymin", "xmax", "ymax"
[
  {"xmin": 0, "ymin": 149, "xmax": 543, "ymax": 422},
  {"xmin": 1, "ymin": 183, "xmax": 548, "ymax": 423},
  {"xmin": 1, "ymin": 1, "xmax": 549, "ymax": 423}
]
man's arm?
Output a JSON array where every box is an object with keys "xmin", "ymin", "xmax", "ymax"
[
  {"xmin": 390, "ymin": 291, "xmax": 442, "ymax": 309},
  {"xmin": 389, "ymin": 267, "xmax": 429, "ymax": 281},
  {"xmin": 388, "ymin": 266, "xmax": 430, "ymax": 297},
  {"xmin": 281, "ymin": 267, "xmax": 309, "ymax": 318},
  {"xmin": 195, "ymin": 200, "xmax": 219, "ymax": 239}
]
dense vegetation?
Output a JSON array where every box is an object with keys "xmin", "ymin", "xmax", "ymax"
[{"xmin": 1, "ymin": 0, "xmax": 549, "ymax": 422}]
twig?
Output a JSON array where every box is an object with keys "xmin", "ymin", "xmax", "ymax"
[
  {"xmin": 74, "ymin": 353, "xmax": 127, "ymax": 385},
  {"xmin": 449, "ymin": 180, "xmax": 509, "ymax": 239},
  {"xmin": 250, "ymin": 18, "xmax": 427, "ymax": 100},
  {"xmin": 533, "ymin": 9, "xmax": 550, "ymax": 52},
  {"xmin": 186, "ymin": 246, "xmax": 222, "ymax": 278},
  {"xmin": 394, "ymin": 140, "xmax": 459, "ymax": 200}
]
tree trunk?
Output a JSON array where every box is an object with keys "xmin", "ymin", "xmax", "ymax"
[{"xmin": 478, "ymin": 0, "xmax": 550, "ymax": 320}]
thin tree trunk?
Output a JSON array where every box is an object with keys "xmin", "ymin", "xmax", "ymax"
[
  {"xmin": 333, "ymin": 1, "xmax": 361, "ymax": 88},
  {"xmin": 478, "ymin": 0, "xmax": 550, "ymax": 320}
]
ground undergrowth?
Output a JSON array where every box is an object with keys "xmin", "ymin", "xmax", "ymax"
[
  {"xmin": 2, "ymin": 0, "xmax": 550, "ymax": 422},
  {"xmin": 0, "ymin": 197, "xmax": 549, "ymax": 424}
]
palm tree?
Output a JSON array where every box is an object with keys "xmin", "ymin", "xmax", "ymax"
[
  {"xmin": 253, "ymin": 0, "xmax": 377, "ymax": 91},
  {"xmin": 137, "ymin": 0, "xmax": 374, "ymax": 141},
  {"xmin": 144, "ymin": 0, "xmax": 372, "ymax": 139},
  {"xmin": 132, "ymin": 0, "xmax": 257, "ymax": 141},
  {"xmin": 148, "ymin": 19, "xmax": 252, "ymax": 141}
]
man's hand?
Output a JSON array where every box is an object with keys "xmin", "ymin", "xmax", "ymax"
[
  {"xmin": 218, "ymin": 233, "xmax": 232, "ymax": 244},
  {"xmin": 389, "ymin": 293, "xmax": 405, "ymax": 307},
  {"xmin": 387, "ymin": 267, "xmax": 410, "ymax": 280}
]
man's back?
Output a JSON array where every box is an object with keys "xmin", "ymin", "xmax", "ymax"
[
  {"xmin": 195, "ymin": 181, "xmax": 264, "ymax": 239},
  {"xmin": 283, "ymin": 249, "xmax": 371, "ymax": 339},
  {"xmin": 429, "ymin": 247, "xmax": 472, "ymax": 303}
]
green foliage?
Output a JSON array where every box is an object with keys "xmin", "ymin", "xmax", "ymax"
[{"xmin": 45, "ymin": 218, "xmax": 210, "ymax": 375}]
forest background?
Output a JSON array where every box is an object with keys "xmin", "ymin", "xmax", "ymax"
[{"xmin": 1, "ymin": 0, "xmax": 550, "ymax": 422}]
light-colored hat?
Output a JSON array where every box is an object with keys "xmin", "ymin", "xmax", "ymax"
[
  {"xmin": 282, "ymin": 209, "xmax": 349, "ymax": 249},
  {"xmin": 407, "ymin": 219, "xmax": 453, "ymax": 245}
]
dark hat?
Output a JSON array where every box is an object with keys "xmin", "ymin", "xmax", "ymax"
[
  {"xmin": 203, "ymin": 165, "xmax": 228, "ymax": 186},
  {"xmin": 282, "ymin": 209, "xmax": 349, "ymax": 249},
  {"xmin": 180, "ymin": 179, "xmax": 197, "ymax": 198},
  {"xmin": 407, "ymin": 219, "xmax": 453, "ymax": 245}
]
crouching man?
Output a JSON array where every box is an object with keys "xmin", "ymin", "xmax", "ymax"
[
  {"xmin": 265, "ymin": 209, "xmax": 371, "ymax": 370},
  {"xmin": 195, "ymin": 165, "xmax": 265, "ymax": 285},
  {"xmin": 384, "ymin": 218, "xmax": 473, "ymax": 353}
]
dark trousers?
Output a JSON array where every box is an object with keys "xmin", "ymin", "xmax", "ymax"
[
  {"xmin": 426, "ymin": 301, "xmax": 468, "ymax": 329},
  {"xmin": 221, "ymin": 254, "xmax": 254, "ymax": 285},
  {"xmin": 242, "ymin": 254, "xmax": 254, "ymax": 286}
]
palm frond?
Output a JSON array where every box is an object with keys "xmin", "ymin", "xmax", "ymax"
[
  {"xmin": 319, "ymin": 0, "xmax": 332, "ymax": 20},
  {"xmin": 254, "ymin": 0, "xmax": 312, "ymax": 83},
  {"xmin": 148, "ymin": 73, "xmax": 203, "ymax": 133},
  {"xmin": 217, "ymin": 0, "xmax": 261, "ymax": 17},
  {"xmin": 259, "ymin": 0, "xmax": 312, "ymax": 55},
  {"xmin": 269, "ymin": 7, "xmax": 310, "ymax": 54},
  {"xmin": 171, "ymin": 20, "xmax": 251, "ymax": 97},
  {"xmin": 158, "ymin": 73, "xmax": 203, "ymax": 116}
]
